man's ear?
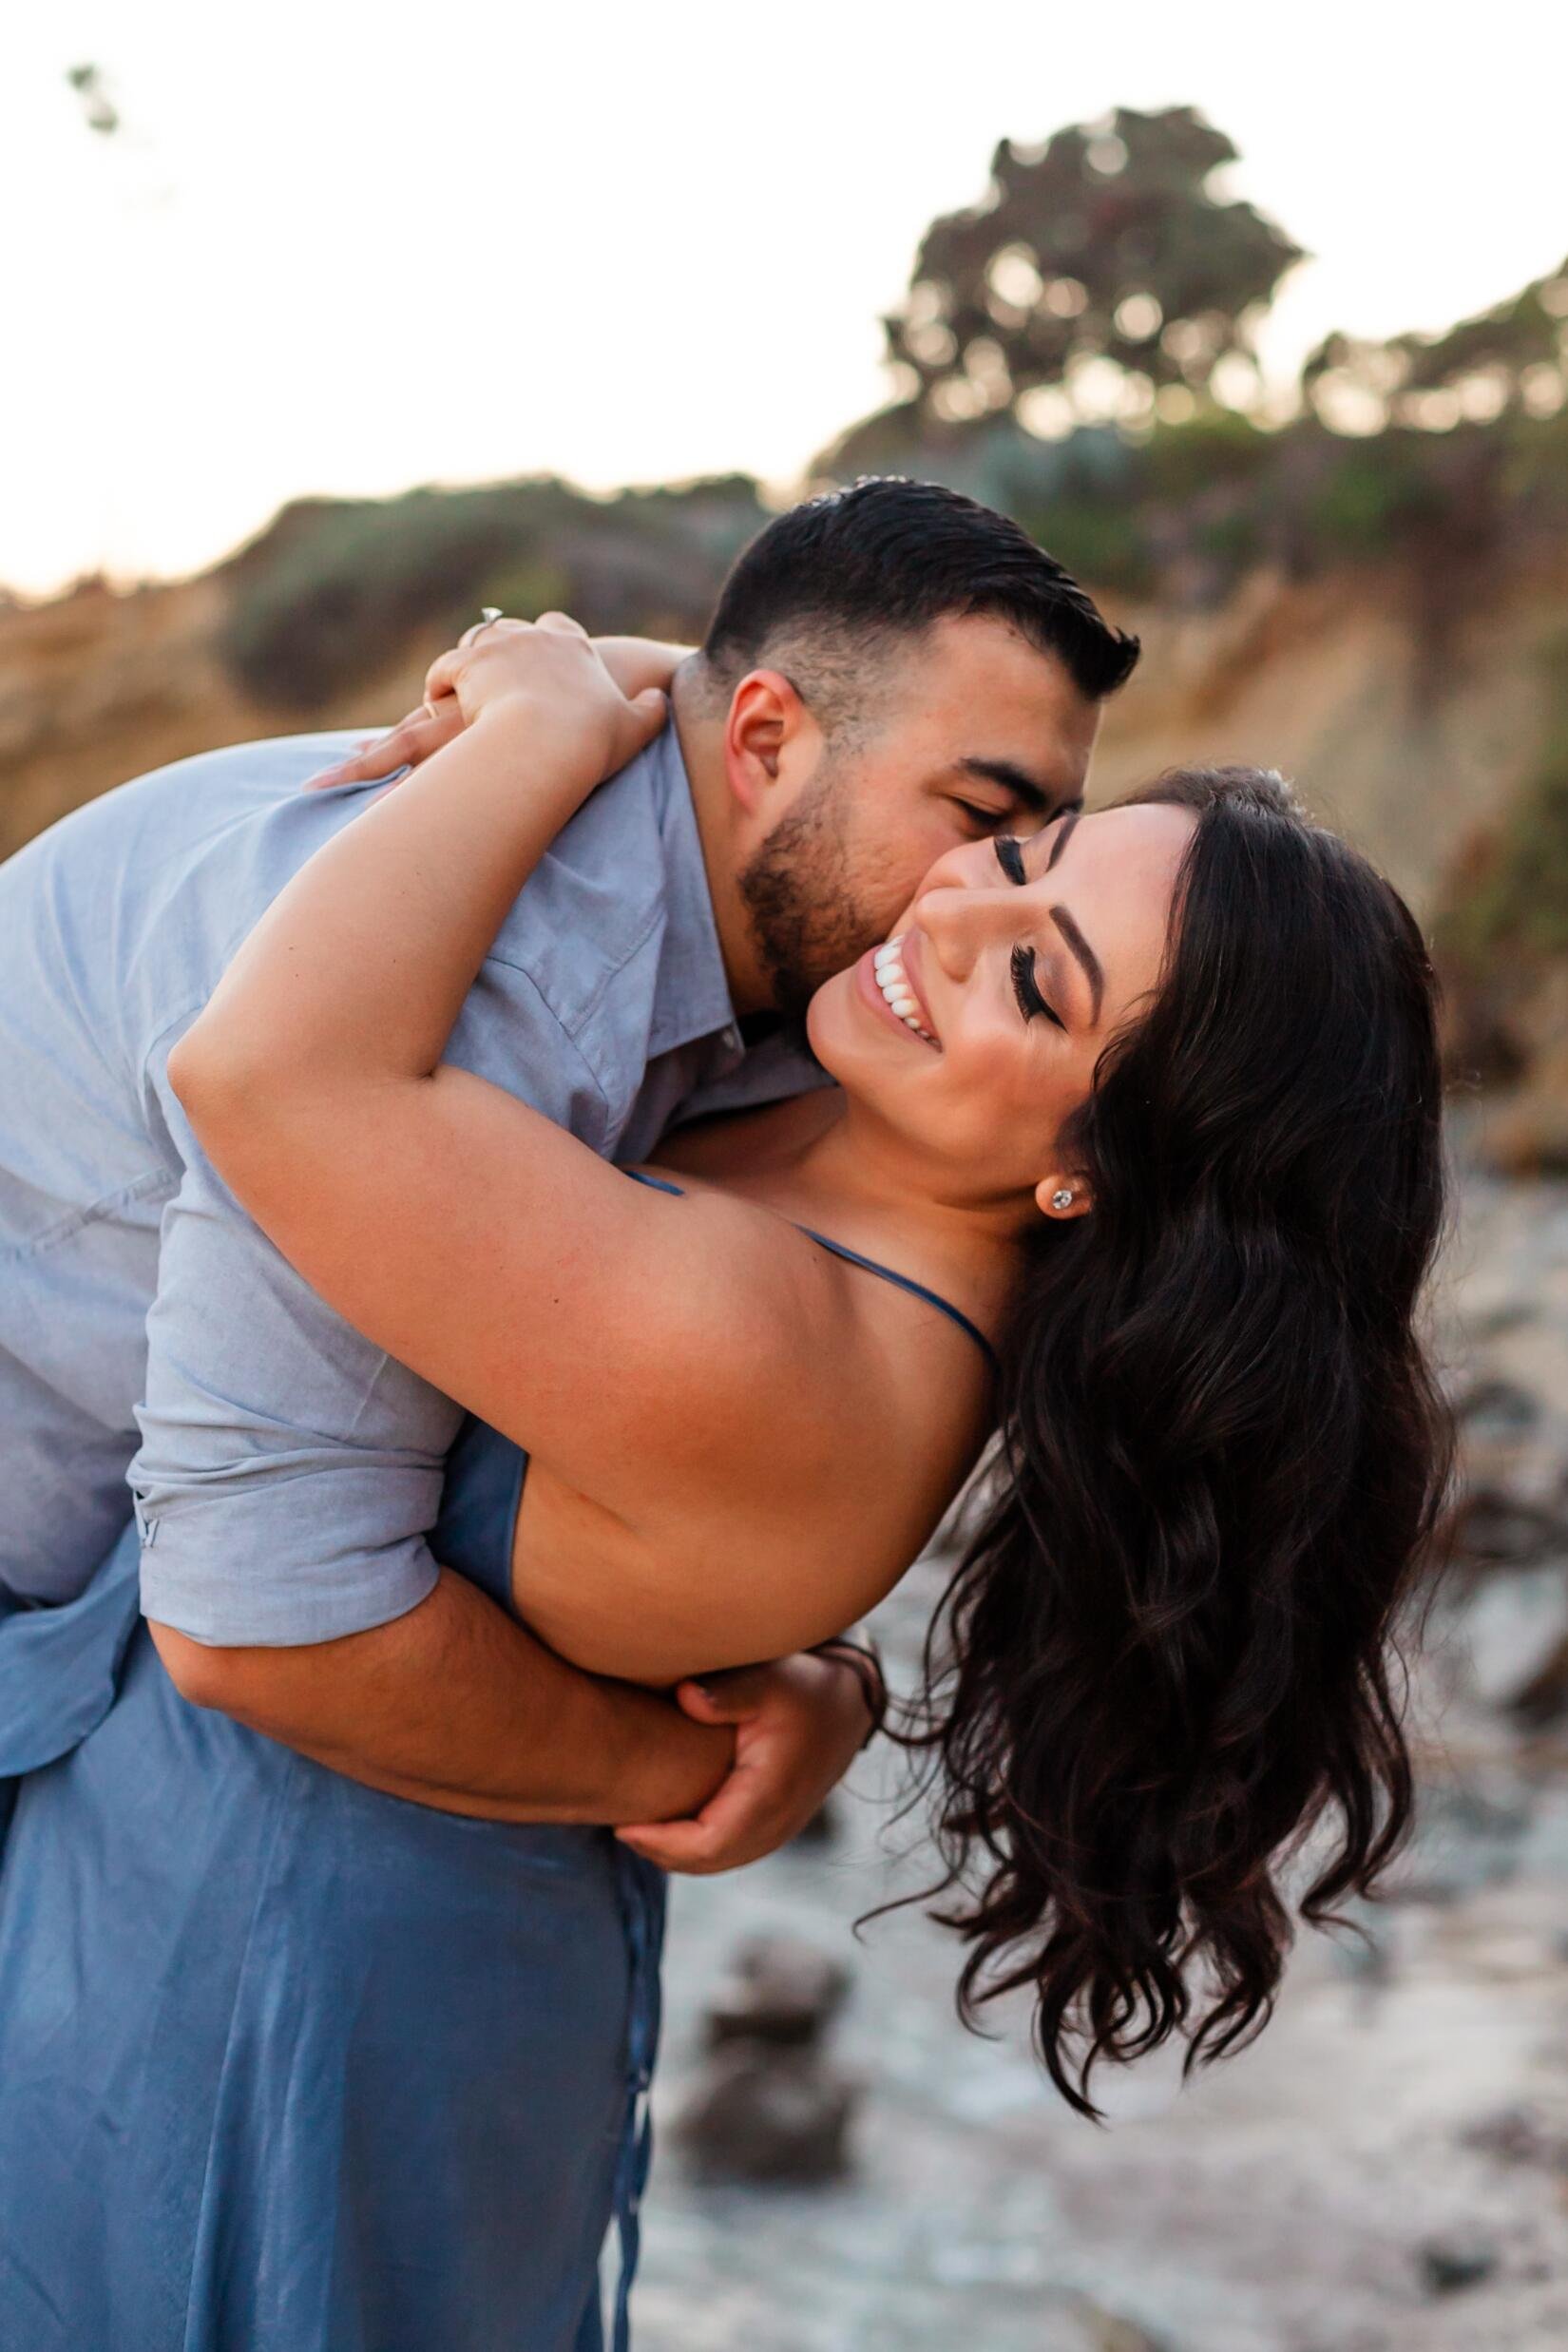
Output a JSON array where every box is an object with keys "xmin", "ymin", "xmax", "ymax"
[
  {"xmin": 723, "ymin": 669, "xmax": 815, "ymax": 819},
  {"xmin": 1034, "ymin": 1173, "xmax": 1092, "ymax": 1223}
]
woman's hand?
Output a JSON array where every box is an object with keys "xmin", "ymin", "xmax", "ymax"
[
  {"xmin": 421, "ymin": 612, "xmax": 669, "ymax": 795},
  {"xmin": 306, "ymin": 629, "xmax": 690, "ymax": 793},
  {"xmin": 173, "ymin": 617, "xmax": 669, "ymax": 1142}
]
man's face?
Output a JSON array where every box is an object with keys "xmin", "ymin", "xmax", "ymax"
[{"xmin": 738, "ymin": 615, "xmax": 1101, "ymax": 1014}]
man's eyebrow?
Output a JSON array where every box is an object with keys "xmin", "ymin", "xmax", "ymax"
[
  {"xmin": 956, "ymin": 756, "xmax": 1060, "ymax": 815},
  {"xmin": 1050, "ymin": 903, "xmax": 1104, "ymax": 1024}
]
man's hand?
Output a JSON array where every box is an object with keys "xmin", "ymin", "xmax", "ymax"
[
  {"xmin": 305, "ymin": 635, "xmax": 696, "ymax": 792},
  {"xmin": 615, "ymin": 1650, "xmax": 874, "ymax": 1876}
]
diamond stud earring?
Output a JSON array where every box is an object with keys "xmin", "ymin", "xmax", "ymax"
[{"xmin": 1051, "ymin": 1188, "xmax": 1075, "ymax": 1212}]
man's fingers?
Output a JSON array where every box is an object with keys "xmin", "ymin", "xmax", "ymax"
[
  {"xmin": 615, "ymin": 1820, "xmax": 728, "ymax": 1872},
  {"xmin": 617, "ymin": 1747, "xmax": 779, "ymax": 1875},
  {"xmin": 672, "ymin": 1672, "xmax": 770, "ymax": 1726}
]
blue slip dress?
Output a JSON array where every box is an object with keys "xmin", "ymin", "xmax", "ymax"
[{"xmin": 0, "ymin": 1185, "xmax": 991, "ymax": 2352}]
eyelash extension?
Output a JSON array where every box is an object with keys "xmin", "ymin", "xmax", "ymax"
[
  {"xmin": 1011, "ymin": 943, "xmax": 1062, "ymax": 1030},
  {"xmin": 997, "ymin": 839, "xmax": 1062, "ymax": 1028}
]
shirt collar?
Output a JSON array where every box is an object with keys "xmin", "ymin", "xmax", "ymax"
[{"xmin": 644, "ymin": 718, "xmax": 744, "ymax": 1063}]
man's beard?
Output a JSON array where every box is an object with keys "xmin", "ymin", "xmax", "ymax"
[{"xmin": 736, "ymin": 765, "xmax": 880, "ymax": 1017}]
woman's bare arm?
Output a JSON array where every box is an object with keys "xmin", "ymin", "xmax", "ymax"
[{"xmin": 172, "ymin": 620, "xmax": 863, "ymax": 1671}]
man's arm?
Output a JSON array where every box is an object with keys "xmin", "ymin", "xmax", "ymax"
[
  {"xmin": 151, "ymin": 1567, "xmax": 731, "ymax": 1825},
  {"xmin": 152, "ymin": 1572, "xmax": 878, "ymax": 1852},
  {"xmin": 134, "ymin": 1065, "xmax": 873, "ymax": 1851}
]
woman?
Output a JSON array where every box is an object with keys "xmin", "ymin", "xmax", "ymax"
[
  {"xmin": 0, "ymin": 615, "xmax": 1451, "ymax": 2351},
  {"xmin": 182, "ymin": 605, "xmax": 1452, "ymax": 2046}
]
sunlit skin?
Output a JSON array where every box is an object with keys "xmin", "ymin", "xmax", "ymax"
[
  {"xmin": 684, "ymin": 800, "xmax": 1196, "ymax": 1293},
  {"xmin": 150, "ymin": 621, "xmax": 1187, "ymax": 1887},
  {"xmin": 515, "ymin": 799, "xmax": 1202, "ymax": 1684},
  {"xmin": 798, "ymin": 802, "xmax": 1199, "ymax": 1223},
  {"xmin": 679, "ymin": 611, "xmax": 1106, "ymax": 1013},
  {"xmin": 316, "ymin": 612, "xmax": 1109, "ymax": 1016},
  {"xmin": 172, "ymin": 622, "xmax": 1198, "ymax": 1739}
]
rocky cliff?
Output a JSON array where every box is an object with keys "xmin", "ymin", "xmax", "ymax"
[{"xmin": 4, "ymin": 547, "xmax": 1562, "ymax": 931}]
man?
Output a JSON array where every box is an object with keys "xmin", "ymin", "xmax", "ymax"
[
  {"xmin": 0, "ymin": 472, "xmax": 1128, "ymax": 1834},
  {"xmin": 0, "ymin": 477, "xmax": 1137, "ymax": 1855}
]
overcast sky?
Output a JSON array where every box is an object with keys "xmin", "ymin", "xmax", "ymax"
[{"xmin": 6, "ymin": 1, "xmax": 1563, "ymax": 595}]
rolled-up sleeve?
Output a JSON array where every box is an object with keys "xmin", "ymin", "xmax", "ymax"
[
  {"xmin": 131, "ymin": 1135, "xmax": 453, "ymax": 1646},
  {"xmin": 128, "ymin": 962, "xmax": 612, "ymax": 1648}
]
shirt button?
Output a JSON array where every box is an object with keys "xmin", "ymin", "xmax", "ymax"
[{"xmin": 722, "ymin": 1024, "xmax": 742, "ymax": 1053}]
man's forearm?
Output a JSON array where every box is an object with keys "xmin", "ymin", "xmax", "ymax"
[{"xmin": 150, "ymin": 1566, "xmax": 732, "ymax": 1826}]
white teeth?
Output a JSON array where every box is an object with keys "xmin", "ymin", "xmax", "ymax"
[
  {"xmin": 874, "ymin": 956, "xmax": 934, "ymax": 1042},
  {"xmin": 870, "ymin": 937, "xmax": 933, "ymax": 1041}
]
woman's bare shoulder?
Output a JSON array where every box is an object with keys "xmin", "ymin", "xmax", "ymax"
[{"xmin": 514, "ymin": 1172, "xmax": 990, "ymax": 1678}]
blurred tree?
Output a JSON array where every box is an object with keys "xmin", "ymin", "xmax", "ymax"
[
  {"xmin": 882, "ymin": 105, "xmax": 1303, "ymax": 433},
  {"xmin": 66, "ymin": 64, "xmax": 121, "ymax": 137},
  {"xmin": 220, "ymin": 476, "xmax": 767, "ymax": 708},
  {"xmin": 1304, "ymin": 258, "xmax": 1568, "ymax": 434}
]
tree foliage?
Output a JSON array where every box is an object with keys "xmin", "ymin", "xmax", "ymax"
[
  {"xmin": 1306, "ymin": 258, "xmax": 1568, "ymax": 435},
  {"xmin": 220, "ymin": 476, "xmax": 765, "ymax": 709},
  {"xmin": 883, "ymin": 105, "xmax": 1303, "ymax": 430},
  {"xmin": 66, "ymin": 65, "xmax": 121, "ymax": 137}
]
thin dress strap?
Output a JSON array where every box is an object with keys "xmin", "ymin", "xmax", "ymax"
[{"xmin": 622, "ymin": 1168, "xmax": 997, "ymax": 1371}]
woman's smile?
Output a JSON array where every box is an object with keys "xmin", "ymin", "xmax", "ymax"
[
  {"xmin": 875, "ymin": 932, "xmax": 940, "ymax": 1042},
  {"xmin": 856, "ymin": 936, "xmax": 940, "ymax": 1046}
]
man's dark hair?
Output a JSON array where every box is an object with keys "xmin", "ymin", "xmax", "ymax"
[{"xmin": 702, "ymin": 476, "xmax": 1140, "ymax": 715}]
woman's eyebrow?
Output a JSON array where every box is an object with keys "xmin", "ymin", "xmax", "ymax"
[{"xmin": 1050, "ymin": 903, "xmax": 1104, "ymax": 1023}]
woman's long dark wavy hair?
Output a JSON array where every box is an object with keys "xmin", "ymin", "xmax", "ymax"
[{"xmin": 912, "ymin": 766, "xmax": 1454, "ymax": 2117}]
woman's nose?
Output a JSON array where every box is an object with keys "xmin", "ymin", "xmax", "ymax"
[{"xmin": 911, "ymin": 877, "xmax": 1018, "ymax": 982}]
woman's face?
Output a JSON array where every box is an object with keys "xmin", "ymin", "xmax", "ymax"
[{"xmin": 807, "ymin": 801, "xmax": 1199, "ymax": 1210}]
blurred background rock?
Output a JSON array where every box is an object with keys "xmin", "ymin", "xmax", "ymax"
[{"xmin": 6, "ymin": 55, "xmax": 1568, "ymax": 2352}]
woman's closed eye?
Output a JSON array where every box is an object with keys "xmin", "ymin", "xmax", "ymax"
[
  {"xmin": 1010, "ymin": 943, "xmax": 1062, "ymax": 1030},
  {"xmin": 995, "ymin": 841, "xmax": 1063, "ymax": 1028}
]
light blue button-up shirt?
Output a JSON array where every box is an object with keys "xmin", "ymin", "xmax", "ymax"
[{"xmin": 0, "ymin": 723, "xmax": 820, "ymax": 1644}]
